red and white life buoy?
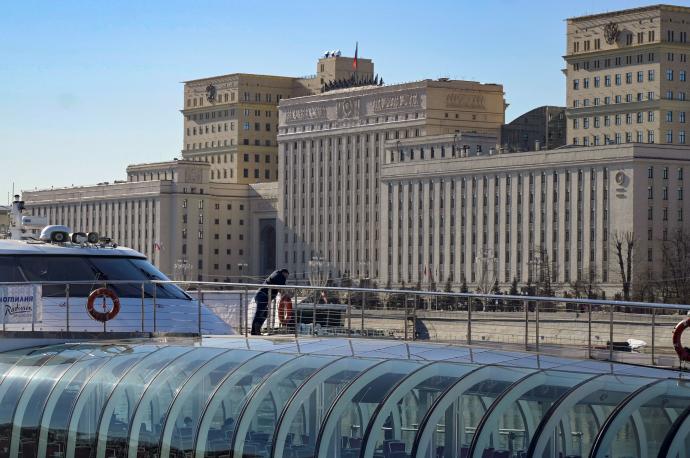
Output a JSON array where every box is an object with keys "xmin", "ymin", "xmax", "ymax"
[
  {"xmin": 278, "ymin": 294, "xmax": 293, "ymax": 325},
  {"xmin": 672, "ymin": 318, "xmax": 690, "ymax": 362},
  {"xmin": 86, "ymin": 288, "xmax": 121, "ymax": 323}
]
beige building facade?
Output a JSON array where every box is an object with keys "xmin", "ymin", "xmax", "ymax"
[
  {"xmin": 20, "ymin": 53, "xmax": 372, "ymax": 280},
  {"xmin": 23, "ymin": 160, "xmax": 278, "ymax": 282},
  {"xmin": 277, "ymin": 79, "xmax": 506, "ymax": 282},
  {"xmin": 566, "ymin": 4, "xmax": 690, "ymax": 147},
  {"xmin": 381, "ymin": 140, "xmax": 690, "ymax": 294},
  {"xmin": 181, "ymin": 54, "xmax": 374, "ymax": 185}
]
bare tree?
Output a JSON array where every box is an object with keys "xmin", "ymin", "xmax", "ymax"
[
  {"xmin": 661, "ymin": 229, "xmax": 690, "ymax": 303},
  {"xmin": 613, "ymin": 231, "xmax": 634, "ymax": 301}
]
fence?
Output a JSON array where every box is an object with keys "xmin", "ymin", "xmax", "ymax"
[{"xmin": 1, "ymin": 279, "xmax": 689, "ymax": 368}]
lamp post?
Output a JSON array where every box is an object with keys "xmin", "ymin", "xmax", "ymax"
[
  {"xmin": 173, "ymin": 259, "xmax": 191, "ymax": 282},
  {"xmin": 237, "ymin": 262, "xmax": 249, "ymax": 283}
]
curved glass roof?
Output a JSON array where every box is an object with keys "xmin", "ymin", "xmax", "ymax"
[{"xmin": 0, "ymin": 336, "xmax": 688, "ymax": 458}]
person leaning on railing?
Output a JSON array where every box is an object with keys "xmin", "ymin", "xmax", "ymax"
[{"xmin": 251, "ymin": 268, "xmax": 290, "ymax": 335}]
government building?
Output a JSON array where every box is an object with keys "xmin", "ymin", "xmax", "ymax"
[
  {"xmin": 19, "ymin": 52, "xmax": 373, "ymax": 282},
  {"xmin": 381, "ymin": 139, "xmax": 690, "ymax": 294},
  {"xmin": 277, "ymin": 79, "xmax": 506, "ymax": 282},
  {"xmin": 566, "ymin": 4, "xmax": 690, "ymax": 147}
]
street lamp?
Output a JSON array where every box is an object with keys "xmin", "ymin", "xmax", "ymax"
[
  {"xmin": 237, "ymin": 263, "xmax": 249, "ymax": 282},
  {"xmin": 173, "ymin": 259, "xmax": 191, "ymax": 282}
]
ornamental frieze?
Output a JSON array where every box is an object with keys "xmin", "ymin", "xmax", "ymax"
[
  {"xmin": 446, "ymin": 93, "xmax": 486, "ymax": 109},
  {"xmin": 371, "ymin": 92, "xmax": 422, "ymax": 112}
]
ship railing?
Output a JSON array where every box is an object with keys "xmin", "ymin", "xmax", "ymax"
[{"xmin": 1, "ymin": 279, "xmax": 690, "ymax": 368}]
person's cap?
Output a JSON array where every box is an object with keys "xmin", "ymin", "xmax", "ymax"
[{"xmin": 280, "ymin": 268, "xmax": 290, "ymax": 274}]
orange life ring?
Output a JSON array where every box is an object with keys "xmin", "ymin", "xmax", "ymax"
[
  {"xmin": 278, "ymin": 294, "xmax": 293, "ymax": 325},
  {"xmin": 672, "ymin": 318, "xmax": 690, "ymax": 362},
  {"xmin": 87, "ymin": 288, "xmax": 121, "ymax": 323}
]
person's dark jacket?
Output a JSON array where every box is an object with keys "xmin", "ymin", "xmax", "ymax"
[{"xmin": 259, "ymin": 270, "xmax": 287, "ymax": 300}]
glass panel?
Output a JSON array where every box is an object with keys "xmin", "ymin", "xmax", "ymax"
[
  {"xmin": 528, "ymin": 374, "xmax": 653, "ymax": 458},
  {"xmin": 10, "ymin": 347, "xmax": 87, "ymax": 458},
  {"xmin": 160, "ymin": 349, "xmax": 256, "ymax": 458},
  {"xmin": 274, "ymin": 357, "xmax": 380, "ymax": 458},
  {"xmin": 92, "ymin": 346, "xmax": 193, "ymax": 458},
  {"xmin": 0, "ymin": 345, "xmax": 72, "ymax": 447},
  {"xmin": 124, "ymin": 347, "xmax": 227, "ymax": 458},
  {"xmin": 471, "ymin": 370, "xmax": 594, "ymax": 458},
  {"xmin": 232, "ymin": 355, "xmax": 338, "ymax": 458},
  {"xmin": 0, "ymin": 256, "xmax": 26, "ymax": 282},
  {"xmin": 413, "ymin": 366, "xmax": 535, "ymax": 458},
  {"xmin": 593, "ymin": 378, "xmax": 690, "ymax": 458},
  {"xmin": 37, "ymin": 348, "xmax": 121, "ymax": 458},
  {"xmin": 17, "ymin": 256, "xmax": 96, "ymax": 297},
  {"xmin": 364, "ymin": 362, "xmax": 476, "ymax": 458},
  {"xmin": 64, "ymin": 345, "xmax": 164, "ymax": 458},
  {"xmin": 129, "ymin": 259, "xmax": 189, "ymax": 299},
  {"xmin": 317, "ymin": 359, "xmax": 424, "ymax": 458},
  {"xmin": 195, "ymin": 352, "xmax": 296, "ymax": 458}
]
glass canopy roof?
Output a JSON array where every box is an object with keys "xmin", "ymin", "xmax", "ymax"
[{"xmin": 0, "ymin": 336, "xmax": 687, "ymax": 458}]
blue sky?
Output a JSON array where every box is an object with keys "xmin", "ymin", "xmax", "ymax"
[{"xmin": 1, "ymin": 0, "xmax": 680, "ymax": 202}]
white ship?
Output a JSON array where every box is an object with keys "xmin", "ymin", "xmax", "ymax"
[{"xmin": 1, "ymin": 195, "xmax": 232, "ymax": 334}]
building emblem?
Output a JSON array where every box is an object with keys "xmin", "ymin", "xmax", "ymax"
[
  {"xmin": 615, "ymin": 171, "xmax": 626, "ymax": 186},
  {"xmin": 206, "ymin": 84, "xmax": 216, "ymax": 102},
  {"xmin": 604, "ymin": 22, "xmax": 620, "ymax": 45},
  {"xmin": 337, "ymin": 98, "xmax": 360, "ymax": 119}
]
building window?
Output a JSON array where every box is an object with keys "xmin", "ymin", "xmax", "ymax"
[
  {"xmin": 667, "ymin": 69, "xmax": 674, "ymax": 81},
  {"xmin": 648, "ymin": 131, "xmax": 655, "ymax": 144},
  {"xmin": 667, "ymin": 130, "xmax": 674, "ymax": 143},
  {"xmin": 605, "ymin": 75, "xmax": 611, "ymax": 87},
  {"xmin": 573, "ymin": 79, "xmax": 580, "ymax": 90},
  {"xmin": 681, "ymin": 131, "xmax": 687, "ymax": 144},
  {"xmin": 626, "ymin": 72, "xmax": 633, "ymax": 84}
]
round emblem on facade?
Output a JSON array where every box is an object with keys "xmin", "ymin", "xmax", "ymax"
[
  {"xmin": 604, "ymin": 22, "xmax": 620, "ymax": 45},
  {"xmin": 615, "ymin": 171, "xmax": 626, "ymax": 186},
  {"xmin": 206, "ymin": 84, "xmax": 216, "ymax": 102}
]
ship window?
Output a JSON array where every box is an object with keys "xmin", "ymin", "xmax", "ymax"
[
  {"xmin": 0, "ymin": 257, "xmax": 25, "ymax": 282},
  {"xmin": 17, "ymin": 256, "xmax": 95, "ymax": 297},
  {"xmin": 14, "ymin": 256, "xmax": 188, "ymax": 299}
]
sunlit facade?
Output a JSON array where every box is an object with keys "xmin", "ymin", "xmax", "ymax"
[{"xmin": 0, "ymin": 337, "xmax": 688, "ymax": 458}]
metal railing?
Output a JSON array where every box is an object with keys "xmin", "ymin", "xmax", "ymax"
[{"xmin": 1, "ymin": 279, "xmax": 690, "ymax": 368}]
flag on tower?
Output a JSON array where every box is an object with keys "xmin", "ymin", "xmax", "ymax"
[{"xmin": 353, "ymin": 42, "xmax": 358, "ymax": 71}]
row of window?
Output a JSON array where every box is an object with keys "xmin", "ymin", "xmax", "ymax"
[
  {"xmin": 647, "ymin": 186, "xmax": 685, "ymax": 200},
  {"xmin": 572, "ymin": 31, "xmax": 688, "ymax": 53},
  {"xmin": 181, "ymin": 200, "xmax": 245, "ymax": 211},
  {"xmin": 572, "ymin": 91, "xmax": 689, "ymax": 107},
  {"xmin": 185, "ymin": 139, "xmax": 276, "ymax": 150},
  {"xmin": 572, "ymin": 69, "xmax": 688, "ymax": 90},
  {"xmin": 187, "ymin": 122, "xmax": 233, "ymax": 136},
  {"xmin": 279, "ymin": 113, "xmax": 423, "ymax": 136},
  {"xmin": 571, "ymin": 52, "xmax": 690, "ymax": 71},
  {"xmin": 572, "ymin": 130, "xmax": 686, "ymax": 145},
  {"xmin": 186, "ymin": 109, "xmax": 233, "ymax": 122},
  {"xmin": 186, "ymin": 91, "xmax": 285, "ymax": 108},
  {"xmin": 646, "ymin": 166, "xmax": 684, "ymax": 180},
  {"xmin": 573, "ymin": 111, "xmax": 687, "ymax": 128}
]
